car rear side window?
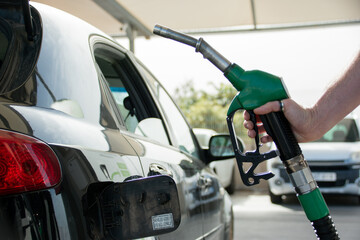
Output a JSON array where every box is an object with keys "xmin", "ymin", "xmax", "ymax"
[
  {"xmin": 93, "ymin": 43, "xmax": 170, "ymax": 145},
  {"xmin": 95, "ymin": 55, "xmax": 140, "ymax": 132}
]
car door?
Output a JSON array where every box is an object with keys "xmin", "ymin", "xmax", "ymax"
[
  {"xmin": 91, "ymin": 38, "xmax": 206, "ymax": 239},
  {"xmin": 138, "ymin": 65, "xmax": 225, "ymax": 239}
]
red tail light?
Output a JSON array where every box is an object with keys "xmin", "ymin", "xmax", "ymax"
[{"xmin": 0, "ymin": 130, "xmax": 62, "ymax": 196}]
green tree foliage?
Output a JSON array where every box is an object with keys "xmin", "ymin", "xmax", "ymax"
[{"xmin": 174, "ymin": 80, "xmax": 246, "ymax": 137}]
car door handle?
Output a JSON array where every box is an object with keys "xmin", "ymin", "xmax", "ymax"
[
  {"xmin": 148, "ymin": 163, "xmax": 173, "ymax": 178},
  {"xmin": 198, "ymin": 176, "xmax": 213, "ymax": 188}
]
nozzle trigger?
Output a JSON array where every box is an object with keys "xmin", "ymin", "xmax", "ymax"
[{"xmin": 249, "ymin": 110, "xmax": 261, "ymax": 154}]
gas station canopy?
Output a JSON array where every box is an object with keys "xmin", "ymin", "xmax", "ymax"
[
  {"xmin": 34, "ymin": 0, "xmax": 360, "ymax": 36},
  {"xmin": 117, "ymin": 0, "xmax": 360, "ymax": 34},
  {"xmin": 34, "ymin": 0, "xmax": 360, "ymax": 43}
]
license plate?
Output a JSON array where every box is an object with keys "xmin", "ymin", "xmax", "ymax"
[{"xmin": 312, "ymin": 172, "xmax": 337, "ymax": 182}]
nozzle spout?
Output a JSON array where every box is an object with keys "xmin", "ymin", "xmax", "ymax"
[
  {"xmin": 153, "ymin": 25, "xmax": 231, "ymax": 72},
  {"xmin": 153, "ymin": 25, "xmax": 198, "ymax": 48}
]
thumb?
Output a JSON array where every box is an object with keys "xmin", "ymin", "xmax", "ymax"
[{"xmin": 253, "ymin": 101, "xmax": 282, "ymax": 115}]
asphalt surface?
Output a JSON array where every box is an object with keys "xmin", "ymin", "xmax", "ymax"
[{"xmin": 231, "ymin": 190, "xmax": 360, "ymax": 240}]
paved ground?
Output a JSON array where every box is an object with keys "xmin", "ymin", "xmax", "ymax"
[{"xmin": 231, "ymin": 190, "xmax": 360, "ymax": 239}]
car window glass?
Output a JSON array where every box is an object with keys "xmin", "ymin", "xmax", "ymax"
[
  {"xmin": 94, "ymin": 45, "xmax": 170, "ymax": 145},
  {"xmin": 0, "ymin": 7, "xmax": 42, "ymax": 94},
  {"xmin": 0, "ymin": 27, "xmax": 8, "ymax": 69},
  {"xmin": 95, "ymin": 55, "xmax": 139, "ymax": 132},
  {"xmin": 159, "ymin": 86, "xmax": 200, "ymax": 158},
  {"xmin": 136, "ymin": 63, "xmax": 200, "ymax": 159}
]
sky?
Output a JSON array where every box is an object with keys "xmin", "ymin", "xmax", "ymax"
[{"xmin": 116, "ymin": 24, "xmax": 360, "ymax": 115}]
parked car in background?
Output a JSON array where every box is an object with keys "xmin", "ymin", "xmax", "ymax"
[
  {"xmin": 194, "ymin": 128, "xmax": 244, "ymax": 194},
  {"xmin": 267, "ymin": 115, "xmax": 360, "ymax": 204},
  {"xmin": 0, "ymin": 1, "xmax": 233, "ymax": 239}
]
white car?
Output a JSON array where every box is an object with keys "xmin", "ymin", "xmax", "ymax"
[
  {"xmin": 0, "ymin": 2, "xmax": 234, "ymax": 239},
  {"xmin": 194, "ymin": 128, "xmax": 244, "ymax": 194},
  {"xmin": 267, "ymin": 115, "xmax": 360, "ymax": 203}
]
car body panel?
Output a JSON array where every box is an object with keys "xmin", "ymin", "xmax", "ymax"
[{"xmin": 124, "ymin": 133, "xmax": 205, "ymax": 239}]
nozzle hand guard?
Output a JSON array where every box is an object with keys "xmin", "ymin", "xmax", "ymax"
[{"xmin": 227, "ymin": 109, "xmax": 277, "ymax": 186}]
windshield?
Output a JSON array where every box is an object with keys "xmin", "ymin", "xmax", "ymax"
[{"xmin": 314, "ymin": 118, "xmax": 360, "ymax": 142}]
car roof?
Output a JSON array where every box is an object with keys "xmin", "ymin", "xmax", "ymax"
[{"xmin": 31, "ymin": 2, "xmax": 107, "ymax": 38}]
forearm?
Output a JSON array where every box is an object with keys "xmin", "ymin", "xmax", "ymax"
[{"xmin": 312, "ymin": 51, "xmax": 360, "ymax": 136}]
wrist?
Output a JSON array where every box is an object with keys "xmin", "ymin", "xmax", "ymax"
[{"xmin": 306, "ymin": 106, "xmax": 324, "ymax": 141}]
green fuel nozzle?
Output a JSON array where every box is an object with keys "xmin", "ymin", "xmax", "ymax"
[
  {"xmin": 154, "ymin": 24, "xmax": 287, "ymax": 185},
  {"xmin": 154, "ymin": 25, "xmax": 339, "ymax": 240}
]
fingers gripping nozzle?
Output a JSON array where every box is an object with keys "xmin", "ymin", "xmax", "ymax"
[{"xmin": 227, "ymin": 110, "xmax": 277, "ymax": 186}]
